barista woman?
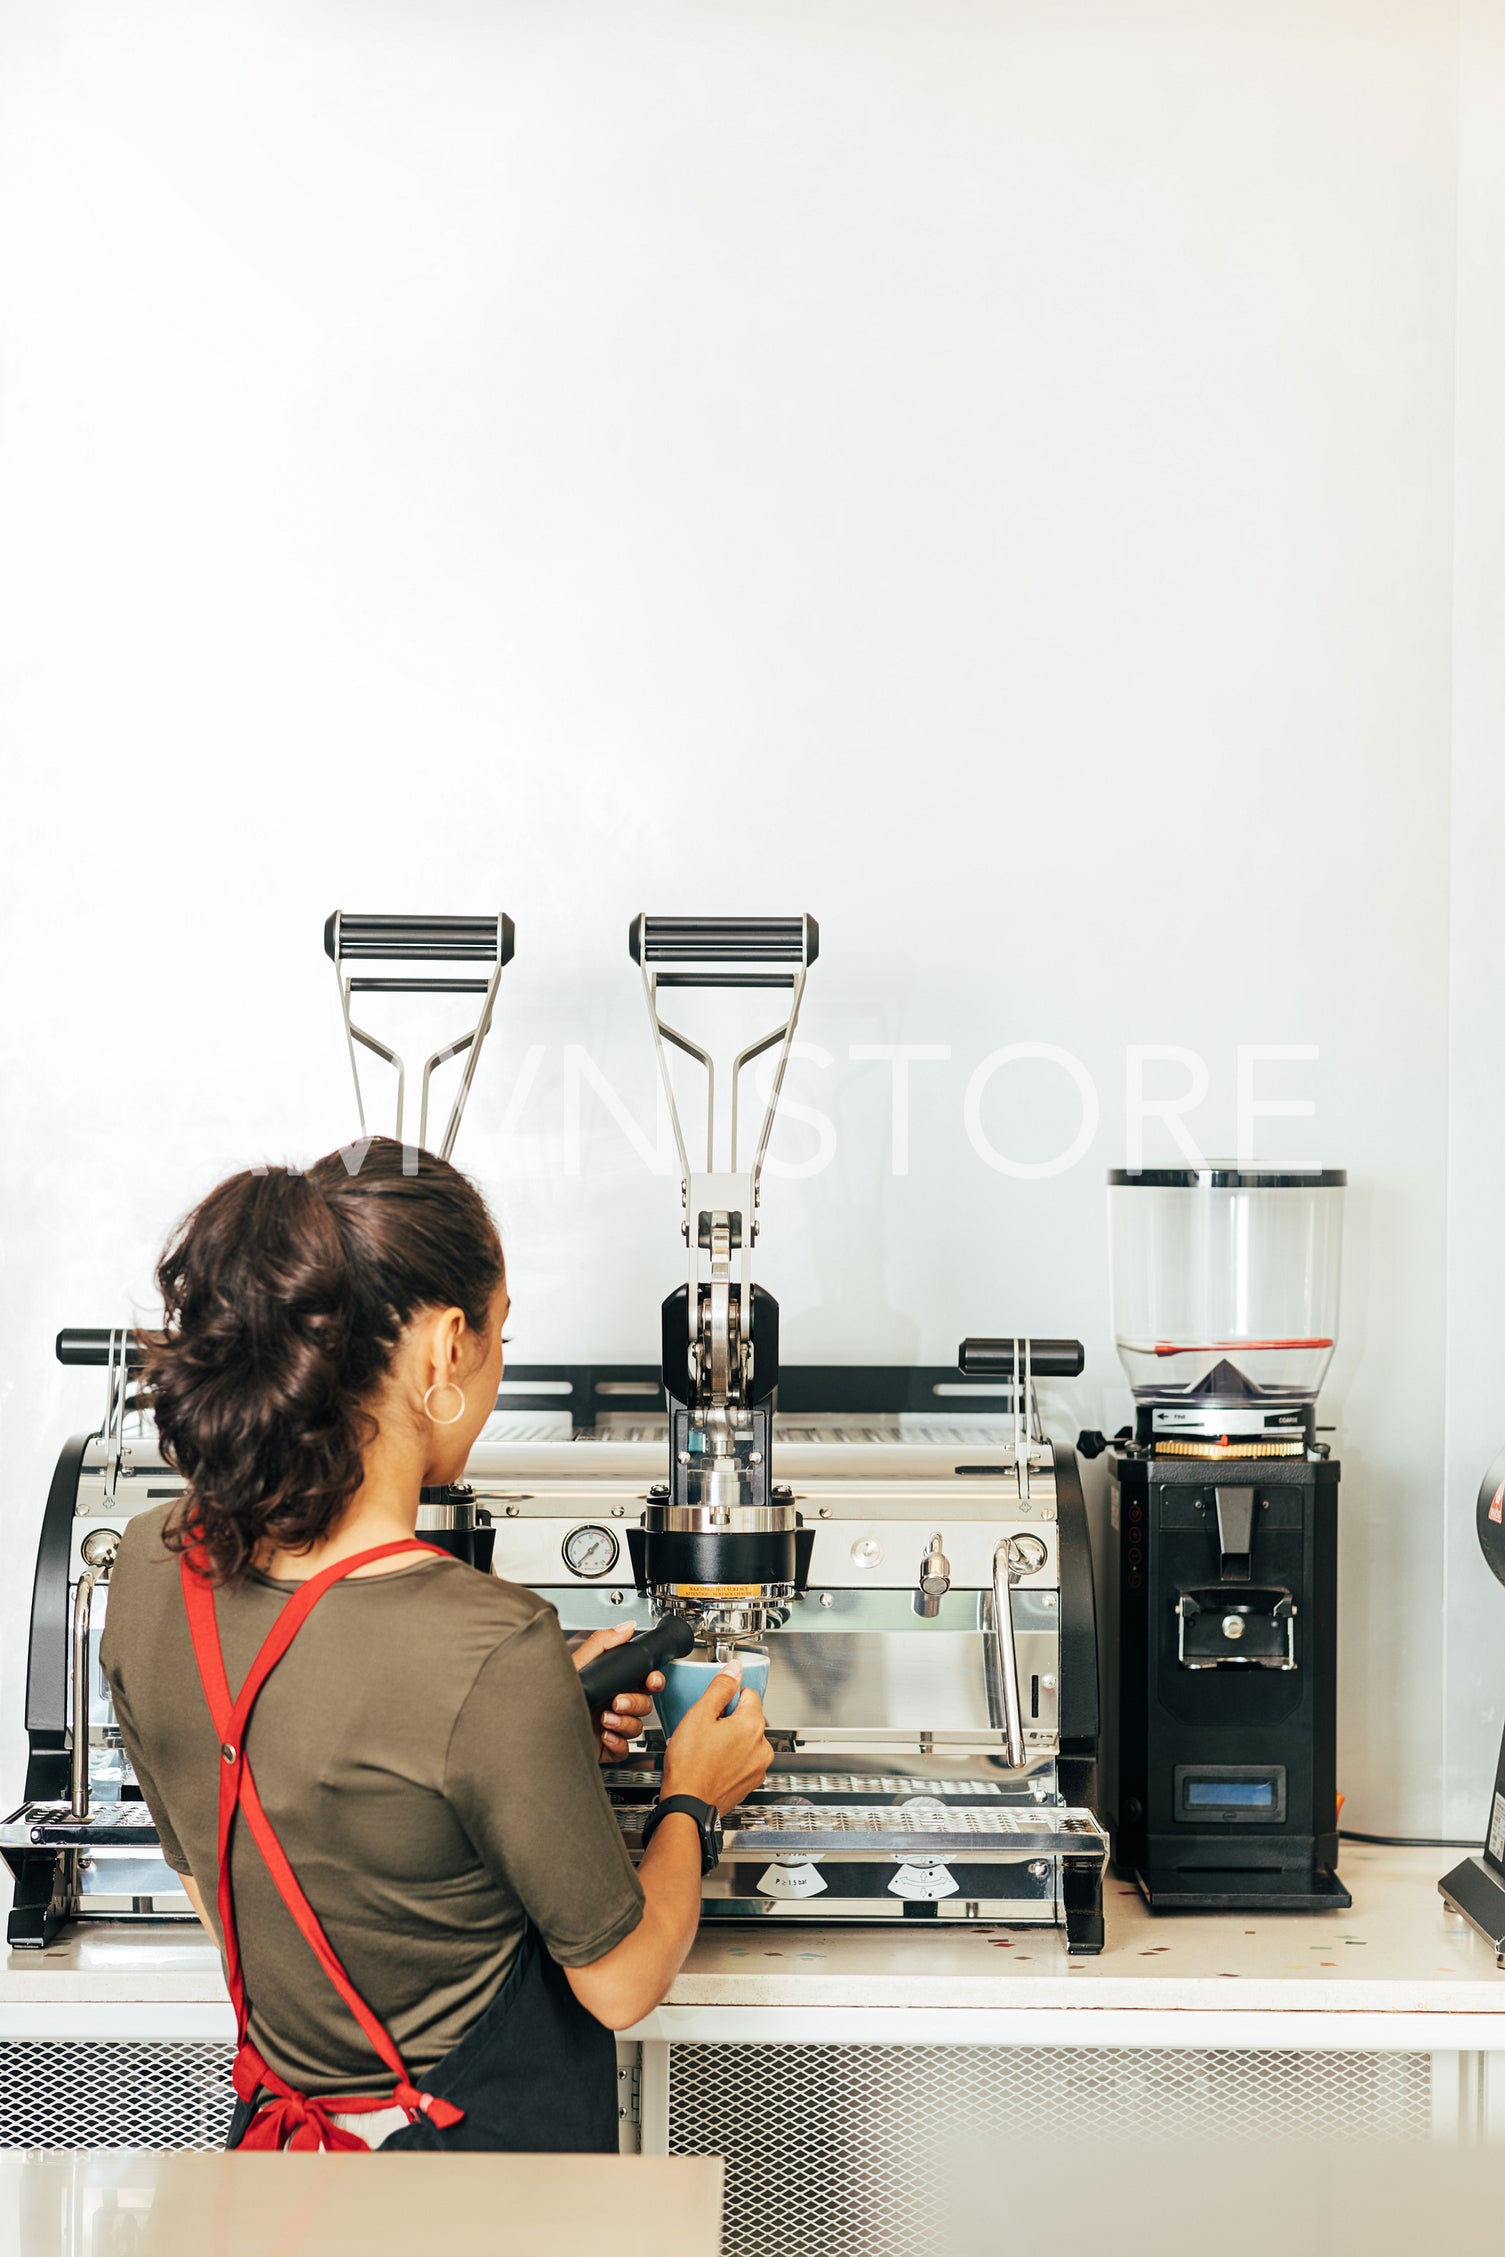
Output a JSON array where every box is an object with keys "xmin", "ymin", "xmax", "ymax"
[{"xmin": 99, "ymin": 1136, "xmax": 772, "ymax": 2153}]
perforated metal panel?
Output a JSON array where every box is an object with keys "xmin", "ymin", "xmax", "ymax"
[
  {"xmin": 666, "ymin": 2044, "xmax": 1436, "ymax": 2257},
  {"xmin": 0, "ymin": 2043, "xmax": 234, "ymax": 2149}
]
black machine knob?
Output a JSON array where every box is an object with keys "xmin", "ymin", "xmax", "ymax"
[
  {"xmin": 56, "ymin": 1330, "xmax": 144, "ymax": 1369},
  {"xmin": 958, "ymin": 1338, "xmax": 1085, "ymax": 1380}
]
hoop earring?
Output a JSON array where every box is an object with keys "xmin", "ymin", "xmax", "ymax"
[{"xmin": 423, "ymin": 1382, "xmax": 466, "ymax": 1427}]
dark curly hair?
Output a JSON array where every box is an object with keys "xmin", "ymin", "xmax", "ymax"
[{"xmin": 143, "ymin": 1137, "xmax": 505, "ymax": 1585}]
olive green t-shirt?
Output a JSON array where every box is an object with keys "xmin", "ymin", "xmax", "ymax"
[{"xmin": 99, "ymin": 1505, "xmax": 645, "ymax": 2097}]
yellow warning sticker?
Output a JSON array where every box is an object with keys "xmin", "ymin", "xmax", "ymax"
[{"xmin": 670, "ymin": 1583, "xmax": 762, "ymax": 1599}]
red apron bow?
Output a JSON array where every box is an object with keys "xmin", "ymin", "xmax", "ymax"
[{"xmin": 181, "ymin": 1540, "xmax": 467, "ymax": 2153}]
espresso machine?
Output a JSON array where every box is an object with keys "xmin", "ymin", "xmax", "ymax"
[
  {"xmin": 478, "ymin": 914, "xmax": 1109, "ymax": 1944},
  {"xmin": 4, "ymin": 907, "xmax": 1108, "ymax": 1952},
  {"xmin": 1096, "ymin": 1164, "xmax": 1349, "ymax": 1911}
]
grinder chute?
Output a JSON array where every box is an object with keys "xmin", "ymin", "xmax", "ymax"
[{"xmin": 627, "ymin": 914, "xmax": 818, "ymax": 1682}]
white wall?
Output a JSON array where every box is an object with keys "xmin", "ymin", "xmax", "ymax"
[
  {"xmin": 1442, "ymin": 0, "xmax": 1505, "ymax": 1836},
  {"xmin": 0, "ymin": 0, "xmax": 1486, "ymax": 1843}
]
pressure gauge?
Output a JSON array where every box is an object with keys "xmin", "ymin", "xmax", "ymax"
[{"xmin": 563, "ymin": 1523, "xmax": 620, "ymax": 1579}]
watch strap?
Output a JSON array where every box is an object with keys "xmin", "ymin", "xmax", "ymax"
[{"xmin": 641, "ymin": 1794, "xmax": 720, "ymax": 1873}]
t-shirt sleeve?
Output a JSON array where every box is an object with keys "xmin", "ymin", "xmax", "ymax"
[
  {"xmin": 104, "ymin": 1670, "xmax": 192, "ymax": 1876},
  {"xmin": 443, "ymin": 1610, "xmax": 645, "ymax": 1968}
]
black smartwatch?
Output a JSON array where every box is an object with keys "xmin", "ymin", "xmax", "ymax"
[{"xmin": 640, "ymin": 1795, "xmax": 723, "ymax": 1875}]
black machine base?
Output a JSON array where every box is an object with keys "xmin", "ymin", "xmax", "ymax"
[
  {"xmin": 1124, "ymin": 1860, "xmax": 1351, "ymax": 1913},
  {"xmin": 1064, "ymin": 1857, "xmax": 1106, "ymax": 1953},
  {"xmin": 4, "ymin": 1848, "xmax": 71, "ymax": 1949},
  {"xmin": 1439, "ymin": 1854, "xmax": 1505, "ymax": 1963}
]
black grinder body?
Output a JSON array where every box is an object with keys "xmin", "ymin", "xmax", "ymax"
[{"xmin": 1106, "ymin": 1444, "xmax": 1348, "ymax": 1911}]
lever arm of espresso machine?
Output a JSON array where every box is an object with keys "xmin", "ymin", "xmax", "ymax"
[
  {"xmin": 630, "ymin": 916, "xmax": 818, "ymax": 1650},
  {"xmin": 960, "ymin": 1337, "xmax": 1086, "ymax": 1506},
  {"xmin": 991, "ymin": 1539, "xmax": 1028, "ymax": 1769},
  {"xmin": 71, "ymin": 1531, "xmax": 120, "ymax": 1820},
  {"xmin": 630, "ymin": 914, "xmax": 819, "ymax": 1192},
  {"xmin": 631, "ymin": 912, "xmax": 818, "ymax": 1422},
  {"xmin": 324, "ymin": 910, "xmax": 516, "ymax": 1159}
]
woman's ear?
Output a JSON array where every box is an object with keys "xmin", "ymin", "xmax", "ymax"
[{"xmin": 418, "ymin": 1305, "xmax": 467, "ymax": 1389}]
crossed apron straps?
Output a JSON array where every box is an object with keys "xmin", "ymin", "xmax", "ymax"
[{"xmin": 179, "ymin": 1539, "xmax": 467, "ymax": 2152}]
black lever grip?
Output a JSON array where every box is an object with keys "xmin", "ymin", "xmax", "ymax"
[
  {"xmin": 57, "ymin": 1329, "xmax": 145, "ymax": 1370},
  {"xmin": 958, "ymin": 1337, "xmax": 1085, "ymax": 1380},
  {"xmin": 576, "ymin": 1615, "xmax": 696, "ymax": 1707},
  {"xmin": 630, "ymin": 914, "xmax": 818, "ymax": 970},
  {"xmin": 325, "ymin": 912, "xmax": 516, "ymax": 965}
]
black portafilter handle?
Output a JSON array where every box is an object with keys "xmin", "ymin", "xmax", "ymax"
[
  {"xmin": 576, "ymin": 1615, "xmax": 696, "ymax": 1707},
  {"xmin": 958, "ymin": 1337, "xmax": 1085, "ymax": 1380}
]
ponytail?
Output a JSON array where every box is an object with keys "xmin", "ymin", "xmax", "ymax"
[{"xmin": 145, "ymin": 1138, "xmax": 504, "ymax": 1584}]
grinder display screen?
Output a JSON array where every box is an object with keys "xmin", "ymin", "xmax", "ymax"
[
  {"xmin": 1173, "ymin": 1765, "xmax": 1287, "ymax": 1822},
  {"xmin": 1186, "ymin": 1779, "xmax": 1273, "ymax": 1808}
]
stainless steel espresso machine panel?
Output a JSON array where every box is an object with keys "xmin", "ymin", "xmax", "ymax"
[{"xmin": 481, "ymin": 1386, "xmax": 1104, "ymax": 1940}]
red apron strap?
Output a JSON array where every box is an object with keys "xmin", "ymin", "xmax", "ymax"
[
  {"xmin": 179, "ymin": 1538, "xmax": 463, "ymax": 2136},
  {"xmin": 179, "ymin": 1558, "xmax": 252, "ymax": 2041}
]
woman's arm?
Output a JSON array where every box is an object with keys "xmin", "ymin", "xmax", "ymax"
[
  {"xmin": 564, "ymin": 1667, "xmax": 772, "ymax": 2031},
  {"xmin": 179, "ymin": 1872, "xmax": 216, "ymax": 1937}
]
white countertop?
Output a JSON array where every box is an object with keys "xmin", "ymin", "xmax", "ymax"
[
  {"xmin": 5, "ymin": 1849, "xmax": 1502, "ymax": 2043},
  {"xmin": 0, "ymin": 2152, "xmax": 724, "ymax": 2257},
  {"xmin": 662, "ymin": 1847, "xmax": 1505, "ymax": 2017}
]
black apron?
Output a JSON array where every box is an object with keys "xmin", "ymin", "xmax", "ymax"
[{"xmin": 226, "ymin": 1925, "xmax": 619, "ymax": 2154}]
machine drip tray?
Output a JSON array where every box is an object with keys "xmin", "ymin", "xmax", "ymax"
[{"xmin": 622, "ymin": 1803, "xmax": 1106, "ymax": 1862}]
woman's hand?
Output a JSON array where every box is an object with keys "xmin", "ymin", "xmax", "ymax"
[
  {"xmin": 661, "ymin": 1665, "xmax": 774, "ymax": 1815},
  {"xmin": 569, "ymin": 1623, "xmax": 666, "ymax": 1765},
  {"xmin": 565, "ymin": 1662, "xmax": 775, "ymax": 2033}
]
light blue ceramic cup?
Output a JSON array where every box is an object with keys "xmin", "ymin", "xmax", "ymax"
[{"xmin": 655, "ymin": 1648, "xmax": 770, "ymax": 1738}]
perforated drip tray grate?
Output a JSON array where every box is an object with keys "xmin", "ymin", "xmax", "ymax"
[
  {"xmin": 610, "ymin": 1771, "xmax": 1048, "ymax": 1802},
  {"xmin": 619, "ymin": 1804, "xmax": 1106, "ymax": 1860},
  {"xmin": 2, "ymin": 1801, "xmax": 161, "ymax": 1846},
  {"xmin": 759, "ymin": 1773, "xmax": 1012, "ymax": 1797}
]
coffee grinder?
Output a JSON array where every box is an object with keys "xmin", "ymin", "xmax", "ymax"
[{"xmin": 1097, "ymin": 1165, "xmax": 1350, "ymax": 1911}]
